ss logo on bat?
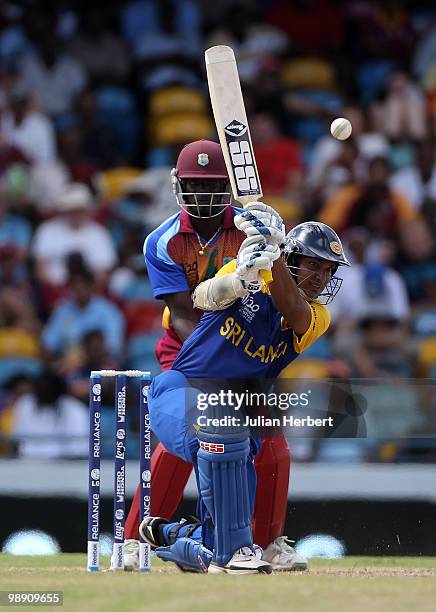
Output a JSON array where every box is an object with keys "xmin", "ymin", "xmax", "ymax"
[{"xmin": 229, "ymin": 140, "xmax": 258, "ymax": 193}]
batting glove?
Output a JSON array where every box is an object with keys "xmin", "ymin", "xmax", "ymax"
[
  {"xmin": 235, "ymin": 236, "xmax": 279, "ymax": 284},
  {"xmin": 237, "ymin": 235, "xmax": 281, "ymax": 262},
  {"xmin": 234, "ymin": 202, "xmax": 285, "ymax": 247}
]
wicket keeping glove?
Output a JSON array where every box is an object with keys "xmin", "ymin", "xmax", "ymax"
[{"xmin": 234, "ymin": 202, "xmax": 285, "ymax": 247}]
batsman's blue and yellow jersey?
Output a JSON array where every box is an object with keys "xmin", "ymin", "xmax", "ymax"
[{"xmin": 172, "ymin": 260, "xmax": 331, "ymax": 379}]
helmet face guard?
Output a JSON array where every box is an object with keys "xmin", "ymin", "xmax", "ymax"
[
  {"xmin": 284, "ymin": 256, "xmax": 343, "ymax": 305},
  {"xmin": 171, "ymin": 169, "xmax": 232, "ymax": 218},
  {"xmin": 172, "ymin": 140, "xmax": 232, "ymax": 218},
  {"xmin": 282, "ymin": 222, "xmax": 350, "ymax": 305}
]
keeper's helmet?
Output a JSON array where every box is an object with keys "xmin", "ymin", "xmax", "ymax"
[
  {"xmin": 171, "ymin": 140, "xmax": 231, "ymax": 218},
  {"xmin": 282, "ymin": 221, "xmax": 350, "ymax": 304}
]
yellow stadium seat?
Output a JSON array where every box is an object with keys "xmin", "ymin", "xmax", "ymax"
[
  {"xmin": 149, "ymin": 87, "xmax": 208, "ymax": 118},
  {"xmin": 95, "ymin": 167, "xmax": 143, "ymax": 201},
  {"xmin": 0, "ymin": 329, "xmax": 40, "ymax": 359},
  {"xmin": 151, "ymin": 113, "xmax": 214, "ymax": 147},
  {"xmin": 417, "ymin": 336, "xmax": 436, "ymax": 377},
  {"xmin": 263, "ymin": 196, "xmax": 301, "ymax": 225},
  {"xmin": 282, "ymin": 57, "xmax": 337, "ymax": 91},
  {"xmin": 279, "ymin": 358, "xmax": 329, "ymax": 379}
]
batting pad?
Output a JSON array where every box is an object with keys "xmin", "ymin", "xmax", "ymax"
[{"xmin": 197, "ymin": 432, "xmax": 253, "ymax": 566}]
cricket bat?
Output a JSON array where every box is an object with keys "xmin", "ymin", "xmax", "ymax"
[{"xmin": 205, "ymin": 45, "xmax": 273, "ymax": 284}]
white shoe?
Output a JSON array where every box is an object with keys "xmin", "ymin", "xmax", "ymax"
[
  {"xmin": 208, "ymin": 547, "xmax": 272, "ymax": 575},
  {"xmin": 124, "ymin": 539, "xmax": 140, "ymax": 570},
  {"xmin": 110, "ymin": 539, "xmax": 139, "ymax": 571},
  {"xmin": 262, "ymin": 537, "xmax": 308, "ymax": 571}
]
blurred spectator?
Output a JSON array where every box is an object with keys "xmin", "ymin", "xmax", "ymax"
[
  {"xmin": 67, "ymin": 7, "xmax": 130, "ymax": 85},
  {"xmin": 0, "ymin": 375, "xmax": 33, "ymax": 456},
  {"xmin": 319, "ymin": 156, "xmax": 418, "ymax": 238},
  {"xmin": 0, "ymin": 185, "xmax": 32, "ymax": 253},
  {"xmin": 207, "ymin": 2, "xmax": 287, "ymax": 83},
  {"xmin": 369, "ymin": 71, "xmax": 427, "ymax": 141},
  {"xmin": 126, "ymin": 1, "xmax": 203, "ymax": 96},
  {"xmin": 390, "ymin": 140, "xmax": 436, "ymax": 210},
  {"xmin": 0, "ymin": 286, "xmax": 42, "ymax": 386},
  {"xmin": 0, "ymin": 244, "xmax": 33, "ymax": 301},
  {"xmin": 306, "ymin": 138, "xmax": 361, "ymax": 215},
  {"xmin": 267, "ymin": 0, "xmax": 345, "ymax": 55},
  {"xmin": 0, "ymin": 139, "xmax": 29, "ymax": 174},
  {"xmin": 251, "ymin": 112, "xmax": 303, "ymax": 200},
  {"xmin": 122, "ymin": 0, "xmax": 202, "ymax": 60},
  {"xmin": 352, "ymin": 312, "xmax": 414, "ymax": 378},
  {"xmin": 329, "ymin": 227, "xmax": 410, "ymax": 325},
  {"xmin": 108, "ymin": 167, "xmax": 176, "ymax": 252},
  {"xmin": 0, "ymin": 84, "xmax": 56, "ymax": 162},
  {"xmin": 351, "ymin": 313, "xmax": 422, "ymax": 441},
  {"xmin": 413, "ymin": 21, "xmax": 436, "ymax": 83},
  {"xmin": 246, "ymin": 57, "xmax": 288, "ymax": 132},
  {"xmin": 11, "ymin": 369, "xmax": 88, "ymax": 459},
  {"xmin": 57, "ymin": 125, "xmax": 99, "ymax": 186},
  {"xmin": 0, "ymin": 8, "xmax": 30, "ymax": 65},
  {"xmin": 394, "ymin": 219, "xmax": 436, "ymax": 307},
  {"xmin": 354, "ymin": 0, "xmax": 415, "ymax": 63},
  {"xmin": 67, "ymin": 89, "xmax": 122, "ymax": 169},
  {"xmin": 307, "ymin": 105, "xmax": 390, "ymax": 192},
  {"xmin": 64, "ymin": 330, "xmax": 121, "ymax": 403},
  {"xmin": 19, "ymin": 31, "xmax": 87, "ymax": 116},
  {"xmin": 32, "ymin": 182, "xmax": 117, "ymax": 288},
  {"xmin": 109, "ymin": 254, "xmax": 155, "ymax": 303},
  {"xmin": 42, "ymin": 266, "xmax": 125, "ymax": 358},
  {"xmin": 27, "ymin": 161, "xmax": 70, "ymax": 216}
]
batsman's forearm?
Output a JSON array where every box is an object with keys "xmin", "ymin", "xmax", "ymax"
[
  {"xmin": 269, "ymin": 257, "xmax": 300, "ymax": 312},
  {"xmin": 269, "ymin": 257, "xmax": 312, "ymax": 335},
  {"xmin": 193, "ymin": 273, "xmax": 248, "ymax": 311}
]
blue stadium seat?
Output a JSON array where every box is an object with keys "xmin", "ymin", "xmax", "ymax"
[
  {"xmin": 126, "ymin": 332, "xmax": 162, "ymax": 376},
  {"xmin": 96, "ymin": 86, "xmax": 141, "ymax": 159},
  {"xmin": 289, "ymin": 90, "xmax": 342, "ymax": 144},
  {"xmin": 0, "ymin": 359, "xmax": 43, "ymax": 387},
  {"xmin": 356, "ymin": 60, "xmax": 396, "ymax": 104}
]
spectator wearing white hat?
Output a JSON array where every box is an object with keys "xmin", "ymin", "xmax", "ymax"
[{"xmin": 32, "ymin": 183, "xmax": 117, "ymax": 303}]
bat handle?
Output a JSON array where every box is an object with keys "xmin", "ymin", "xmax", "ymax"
[
  {"xmin": 260, "ymin": 269, "xmax": 273, "ymax": 284},
  {"xmin": 241, "ymin": 200, "xmax": 273, "ymax": 285}
]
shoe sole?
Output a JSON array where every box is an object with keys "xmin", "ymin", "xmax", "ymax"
[
  {"xmin": 271, "ymin": 562, "xmax": 308, "ymax": 571},
  {"xmin": 208, "ymin": 563, "xmax": 272, "ymax": 575},
  {"xmin": 123, "ymin": 564, "xmax": 137, "ymax": 572}
]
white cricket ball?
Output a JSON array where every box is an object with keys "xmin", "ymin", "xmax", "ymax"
[{"xmin": 330, "ymin": 117, "xmax": 352, "ymax": 140}]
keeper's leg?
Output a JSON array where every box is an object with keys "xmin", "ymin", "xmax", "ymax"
[
  {"xmin": 252, "ymin": 436, "xmax": 291, "ymax": 548},
  {"xmin": 124, "ymin": 443, "xmax": 193, "ymax": 539}
]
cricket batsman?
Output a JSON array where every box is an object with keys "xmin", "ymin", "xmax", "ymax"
[
  {"xmin": 139, "ymin": 211, "xmax": 350, "ymax": 574},
  {"xmin": 120, "ymin": 140, "xmax": 297, "ymax": 570}
]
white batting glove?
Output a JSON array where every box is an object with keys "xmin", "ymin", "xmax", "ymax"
[
  {"xmin": 237, "ymin": 235, "xmax": 281, "ymax": 262},
  {"xmin": 244, "ymin": 202, "xmax": 283, "ymax": 222},
  {"xmin": 235, "ymin": 236, "xmax": 279, "ymax": 284},
  {"xmin": 234, "ymin": 202, "xmax": 285, "ymax": 247}
]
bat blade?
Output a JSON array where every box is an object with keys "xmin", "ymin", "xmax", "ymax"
[
  {"xmin": 205, "ymin": 45, "xmax": 272, "ymax": 284},
  {"xmin": 205, "ymin": 45, "xmax": 262, "ymax": 207}
]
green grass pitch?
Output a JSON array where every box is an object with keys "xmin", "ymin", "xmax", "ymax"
[{"xmin": 1, "ymin": 554, "xmax": 435, "ymax": 612}]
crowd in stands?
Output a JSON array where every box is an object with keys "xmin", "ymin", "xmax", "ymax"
[{"xmin": 0, "ymin": 0, "xmax": 436, "ymax": 462}]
